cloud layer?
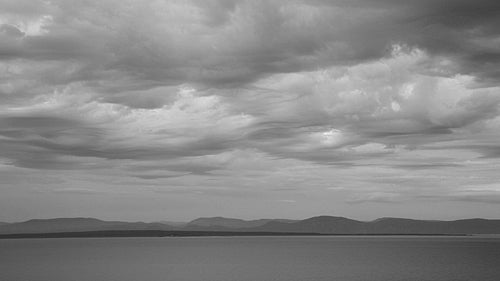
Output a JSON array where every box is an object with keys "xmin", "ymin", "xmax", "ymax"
[{"xmin": 1, "ymin": 0, "xmax": 500, "ymax": 221}]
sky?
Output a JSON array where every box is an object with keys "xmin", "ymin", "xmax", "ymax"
[{"xmin": 1, "ymin": 0, "xmax": 500, "ymax": 222}]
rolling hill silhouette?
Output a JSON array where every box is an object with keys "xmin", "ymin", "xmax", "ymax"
[{"xmin": 1, "ymin": 216, "xmax": 500, "ymax": 236}]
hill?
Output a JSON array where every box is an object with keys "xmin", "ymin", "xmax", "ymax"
[
  {"xmin": 253, "ymin": 216, "xmax": 500, "ymax": 234},
  {"xmin": 254, "ymin": 216, "xmax": 365, "ymax": 233},
  {"xmin": 1, "ymin": 216, "xmax": 500, "ymax": 235},
  {"xmin": 0, "ymin": 217, "xmax": 172, "ymax": 234},
  {"xmin": 186, "ymin": 217, "xmax": 297, "ymax": 229}
]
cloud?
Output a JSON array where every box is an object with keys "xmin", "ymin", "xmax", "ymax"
[
  {"xmin": 1, "ymin": 0, "xmax": 500, "ymax": 221},
  {"xmin": 417, "ymin": 185, "xmax": 500, "ymax": 205},
  {"xmin": 277, "ymin": 199, "xmax": 296, "ymax": 203},
  {"xmin": 239, "ymin": 49, "xmax": 500, "ymax": 164},
  {"xmin": 47, "ymin": 187, "xmax": 104, "ymax": 195},
  {"xmin": 452, "ymin": 194, "xmax": 500, "ymax": 204},
  {"xmin": 346, "ymin": 192, "xmax": 402, "ymax": 204},
  {"xmin": 0, "ymin": 0, "xmax": 498, "ymax": 93}
]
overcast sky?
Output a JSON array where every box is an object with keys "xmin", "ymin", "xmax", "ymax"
[{"xmin": 1, "ymin": 0, "xmax": 500, "ymax": 222}]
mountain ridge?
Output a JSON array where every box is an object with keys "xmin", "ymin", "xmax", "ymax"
[
  {"xmin": 0, "ymin": 217, "xmax": 173, "ymax": 234},
  {"xmin": 1, "ymin": 216, "xmax": 500, "ymax": 235},
  {"xmin": 186, "ymin": 217, "xmax": 298, "ymax": 229}
]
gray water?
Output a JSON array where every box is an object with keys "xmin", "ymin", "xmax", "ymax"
[{"xmin": 1, "ymin": 236, "xmax": 499, "ymax": 281}]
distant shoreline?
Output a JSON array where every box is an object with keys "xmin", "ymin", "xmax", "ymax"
[{"xmin": 0, "ymin": 230, "xmax": 469, "ymax": 239}]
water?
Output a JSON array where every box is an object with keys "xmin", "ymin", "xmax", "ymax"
[{"xmin": 1, "ymin": 236, "xmax": 499, "ymax": 281}]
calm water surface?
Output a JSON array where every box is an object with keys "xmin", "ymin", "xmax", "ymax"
[{"xmin": 1, "ymin": 236, "xmax": 499, "ymax": 281}]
